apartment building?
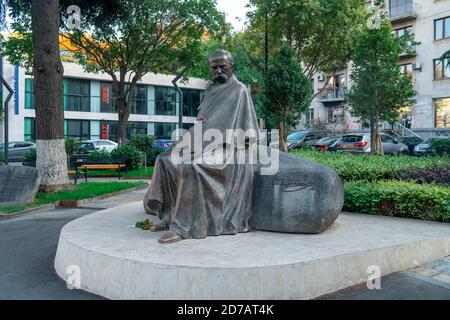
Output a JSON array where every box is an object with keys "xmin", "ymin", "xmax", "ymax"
[
  {"xmin": 300, "ymin": 0, "xmax": 450, "ymax": 137},
  {"xmin": 0, "ymin": 59, "xmax": 208, "ymax": 144}
]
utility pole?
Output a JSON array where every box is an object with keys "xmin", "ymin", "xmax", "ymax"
[{"xmin": 172, "ymin": 63, "xmax": 194, "ymax": 141}]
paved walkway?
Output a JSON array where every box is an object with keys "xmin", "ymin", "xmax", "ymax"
[
  {"xmin": 0, "ymin": 186, "xmax": 449, "ymax": 299},
  {"xmin": 319, "ymin": 257, "xmax": 450, "ymax": 299}
]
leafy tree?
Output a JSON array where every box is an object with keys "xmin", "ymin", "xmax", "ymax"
[
  {"xmin": 263, "ymin": 44, "xmax": 312, "ymax": 152},
  {"xmin": 131, "ymin": 134, "xmax": 155, "ymax": 174},
  {"xmin": 347, "ymin": 20, "xmax": 415, "ymax": 155},
  {"xmin": 0, "ymin": 0, "xmax": 121, "ymax": 192},
  {"xmin": 1, "ymin": 0, "xmax": 226, "ymax": 145},
  {"xmin": 65, "ymin": 137, "xmax": 80, "ymax": 164},
  {"xmin": 247, "ymin": 0, "xmax": 367, "ymax": 91}
]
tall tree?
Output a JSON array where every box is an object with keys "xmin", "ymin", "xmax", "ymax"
[
  {"xmin": 31, "ymin": 0, "xmax": 69, "ymax": 191},
  {"xmin": 264, "ymin": 44, "xmax": 312, "ymax": 152},
  {"xmin": 248, "ymin": 0, "xmax": 367, "ymax": 85},
  {"xmin": 347, "ymin": 20, "xmax": 415, "ymax": 155},
  {"xmin": 1, "ymin": 0, "xmax": 121, "ymax": 191}
]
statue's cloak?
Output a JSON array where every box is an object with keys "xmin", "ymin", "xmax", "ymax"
[{"xmin": 147, "ymin": 74, "xmax": 259, "ymax": 239}]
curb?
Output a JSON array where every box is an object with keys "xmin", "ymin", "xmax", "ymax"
[
  {"xmin": 0, "ymin": 204, "xmax": 56, "ymax": 220},
  {"xmin": 0, "ymin": 183, "xmax": 149, "ymax": 218}
]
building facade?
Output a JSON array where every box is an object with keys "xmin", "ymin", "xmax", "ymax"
[
  {"xmin": 0, "ymin": 59, "xmax": 208, "ymax": 144},
  {"xmin": 299, "ymin": 0, "xmax": 450, "ymax": 137}
]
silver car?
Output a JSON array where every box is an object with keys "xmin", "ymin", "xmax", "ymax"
[
  {"xmin": 335, "ymin": 133, "xmax": 409, "ymax": 155},
  {"xmin": 0, "ymin": 141, "xmax": 36, "ymax": 162}
]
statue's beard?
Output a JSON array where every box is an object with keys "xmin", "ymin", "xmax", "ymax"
[{"xmin": 214, "ymin": 74, "xmax": 228, "ymax": 83}]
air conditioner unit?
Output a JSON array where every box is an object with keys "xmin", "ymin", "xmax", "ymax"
[
  {"xmin": 317, "ymin": 74, "xmax": 325, "ymax": 81},
  {"xmin": 412, "ymin": 62, "xmax": 422, "ymax": 71}
]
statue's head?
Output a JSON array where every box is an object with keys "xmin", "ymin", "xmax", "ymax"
[{"xmin": 208, "ymin": 50, "xmax": 234, "ymax": 84}]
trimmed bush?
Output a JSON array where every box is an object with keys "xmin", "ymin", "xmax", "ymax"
[
  {"xmin": 111, "ymin": 144, "xmax": 142, "ymax": 170},
  {"xmin": 395, "ymin": 164, "xmax": 450, "ymax": 186},
  {"xmin": 293, "ymin": 149, "xmax": 449, "ymax": 181},
  {"xmin": 87, "ymin": 150, "xmax": 112, "ymax": 163},
  {"xmin": 344, "ymin": 180, "xmax": 450, "ymax": 222},
  {"xmin": 24, "ymin": 149, "xmax": 36, "ymax": 162},
  {"xmin": 431, "ymin": 139, "xmax": 450, "ymax": 156}
]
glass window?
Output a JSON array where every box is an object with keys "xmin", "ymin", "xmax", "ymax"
[
  {"xmin": 155, "ymin": 87, "xmax": 177, "ymax": 116},
  {"xmin": 434, "ymin": 98, "xmax": 450, "ymax": 128},
  {"xmin": 434, "ymin": 58, "xmax": 450, "ymax": 80},
  {"xmin": 64, "ymin": 78, "xmax": 90, "ymax": 112},
  {"xmin": 287, "ymin": 132, "xmax": 306, "ymax": 142},
  {"xmin": 390, "ymin": 0, "xmax": 412, "ymax": 18},
  {"xmin": 99, "ymin": 121, "xmax": 148, "ymax": 143},
  {"xmin": 181, "ymin": 89, "xmax": 202, "ymax": 117},
  {"xmin": 25, "ymin": 78, "xmax": 34, "ymax": 109},
  {"xmin": 155, "ymin": 122, "xmax": 177, "ymax": 139},
  {"xmin": 341, "ymin": 135, "xmax": 363, "ymax": 143},
  {"xmin": 132, "ymin": 85, "xmax": 147, "ymax": 115},
  {"xmin": 24, "ymin": 118, "xmax": 35, "ymax": 141},
  {"xmin": 434, "ymin": 17, "xmax": 450, "ymax": 40},
  {"xmin": 381, "ymin": 135, "xmax": 395, "ymax": 143},
  {"xmin": 393, "ymin": 26, "xmax": 412, "ymax": 37},
  {"xmin": 400, "ymin": 64, "xmax": 413, "ymax": 79},
  {"xmin": 100, "ymin": 82, "xmax": 119, "ymax": 113},
  {"xmin": 65, "ymin": 119, "xmax": 90, "ymax": 141}
]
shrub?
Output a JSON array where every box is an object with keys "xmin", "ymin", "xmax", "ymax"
[
  {"xmin": 65, "ymin": 138, "xmax": 81, "ymax": 157},
  {"xmin": 431, "ymin": 139, "xmax": 450, "ymax": 156},
  {"xmin": 24, "ymin": 149, "xmax": 36, "ymax": 162},
  {"xmin": 110, "ymin": 144, "xmax": 142, "ymax": 170},
  {"xmin": 293, "ymin": 149, "xmax": 449, "ymax": 181},
  {"xmin": 87, "ymin": 150, "xmax": 112, "ymax": 163},
  {"xmin": 344, "ymin": 180, "xmax": 450, "ymax": 222},
  {"xmin": 147, "ymin": 148, "xmax": 163, "ymax": 165},
  {"xmin": 0, "ymin": 151, "xmax": 3, "ymax": 165},
  {"xmin": 395, "ymin": 164, "xmax": 450, "ymax": 186}
]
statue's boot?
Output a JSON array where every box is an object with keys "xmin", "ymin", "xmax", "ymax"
[
  {"xmin": 159, "ymin": 231, "xmax": 183, "ymax": 244},
  {"xmin": 150, "ymin": 222, "xmax": 169, "ymax": 232}
]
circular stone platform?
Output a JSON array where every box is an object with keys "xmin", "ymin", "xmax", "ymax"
[{"xmin": 54, "ymin": 202, "xmax": 450, "ymax": 300}]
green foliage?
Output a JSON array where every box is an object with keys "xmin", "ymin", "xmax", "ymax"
[
  {"xmin": 24, "ymin": 148, "xmax": 36, "ymax": 162},
  {"xmin": 248, "ymin": 0, "xmax": 367, "ymax": 77},
  {"xmin": 65, "ymin": 138, "xmax": 81, "ymax": 157},
  {"xmin": 110, "ymin": 144, "xmax": 142, "ymax": 170},
  {"xmin": 344, "ymin": 180, "xmax": 450, "ymax": 222},
  {"xmin": 430, "ymin": 139, "xmax": 450, "ymax": 156},
  {"xmin": 263, "ymin": 44, "xmax": 312, "ymax": 146},
  {"xmin": 135, "ymin": 219, "xmax": 153, "ymax": 230},
  {"xmin": 0, "ymin": 151, "xmax": 3, "ymax": 165},
  {"xmin": 87, "ymin": 150, "xmax": 112, "ymax": 163},
  {"xmin": 394, "ymin": 164, "xmax": 450, "ymax": 186},
  {"xmin": 131, "ymin": 134, "xmax": 154, "ymax": 154},
  {"xmin": 293, "ymin": 149, "xmax": 449, "ymax": 182}
]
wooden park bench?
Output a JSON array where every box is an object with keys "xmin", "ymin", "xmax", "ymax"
[{"xmin": 68, "ymin": 156, "xmax": 127, "ymax": 184}]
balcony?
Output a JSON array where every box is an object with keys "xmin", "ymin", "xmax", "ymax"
[
  {"xmin": 318, "ymin": 87, "xmax": 347, "ymax": 103},
  {"xmin": 389, "ymin": 1, "xmax": 416, "ymax": 23}
]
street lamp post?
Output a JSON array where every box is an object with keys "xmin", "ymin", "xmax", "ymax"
[
  {"xmin": 1, "ymin": 76, "xmax": 14, "ymax": 165},
  {"xmin": 172, "ymin": 63, "xmax": 194, "ymax": 141}
]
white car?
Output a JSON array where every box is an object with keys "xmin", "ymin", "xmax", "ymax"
[{"xmin": 84, "ymin": 139, "xmax": 118, "ymax": 152}]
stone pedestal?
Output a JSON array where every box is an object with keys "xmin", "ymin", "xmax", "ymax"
[{"xmin": 54, "ymin": 202, "xmax": 450, "ymax": 300}]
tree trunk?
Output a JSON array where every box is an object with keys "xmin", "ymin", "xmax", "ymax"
[
  {"xmin": 31, "ymin": 0, "xmax": 70, "ymax": 192},
  {"xmin": 278, "ymin": 120, "xmax": 288, "ymax": 152},
  {"xmin": 372, "ymin": 113, "xmax": 383, "ymax": 155}
]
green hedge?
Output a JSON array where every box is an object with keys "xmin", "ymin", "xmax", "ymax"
[
  {"xmin": 344, "ymin": 180, "xmax": 450, "ymax": 222},
  {"xmin": 293, "ymin": 149, "xmax": 449, "ymax": 181}
]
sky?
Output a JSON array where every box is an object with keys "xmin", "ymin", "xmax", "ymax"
[{"xmin": 216, "ymin": 0, "xmax": 250, "ymax": 32}]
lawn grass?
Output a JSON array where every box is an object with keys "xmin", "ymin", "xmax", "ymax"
[
  {"xmin": 81, "ymin": 166, "xmax": 154, "ymax": 178},
  {"xmin": 0, "ymin": 181, "xmax": 146, "ymax": 215}
]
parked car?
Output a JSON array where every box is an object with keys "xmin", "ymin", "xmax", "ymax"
[
  {"xmin": 84, "ymin": 139, "xmax": 118, "ymax": 152},
  {"xmin": 413, "ymin": 137, "xmax": 449, "ymax": 156},
  {"xmin": 0, "ymin": 141, "xmax": 35, "ymax": 162},
  {"xmin": 78, "ymin": 142, "xmax": 97, "ymax": 154},
  {"xmin": 397, "ymin": 136, "xmax": 424, "ymax": 154},
  {"xmin": 287, "ymin": 130, "xmax": 332, "ymax": 151},
  {"xmin": 153, "ymin": 139, "xmax": 175, "ymax": 152},
  {"xmin": 335, "ymin": 133, "xmax": 409, "ymax": 155},
  {"xmin": 312, "ymin": 136, "xmax": 342, "ymax": 152}
]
